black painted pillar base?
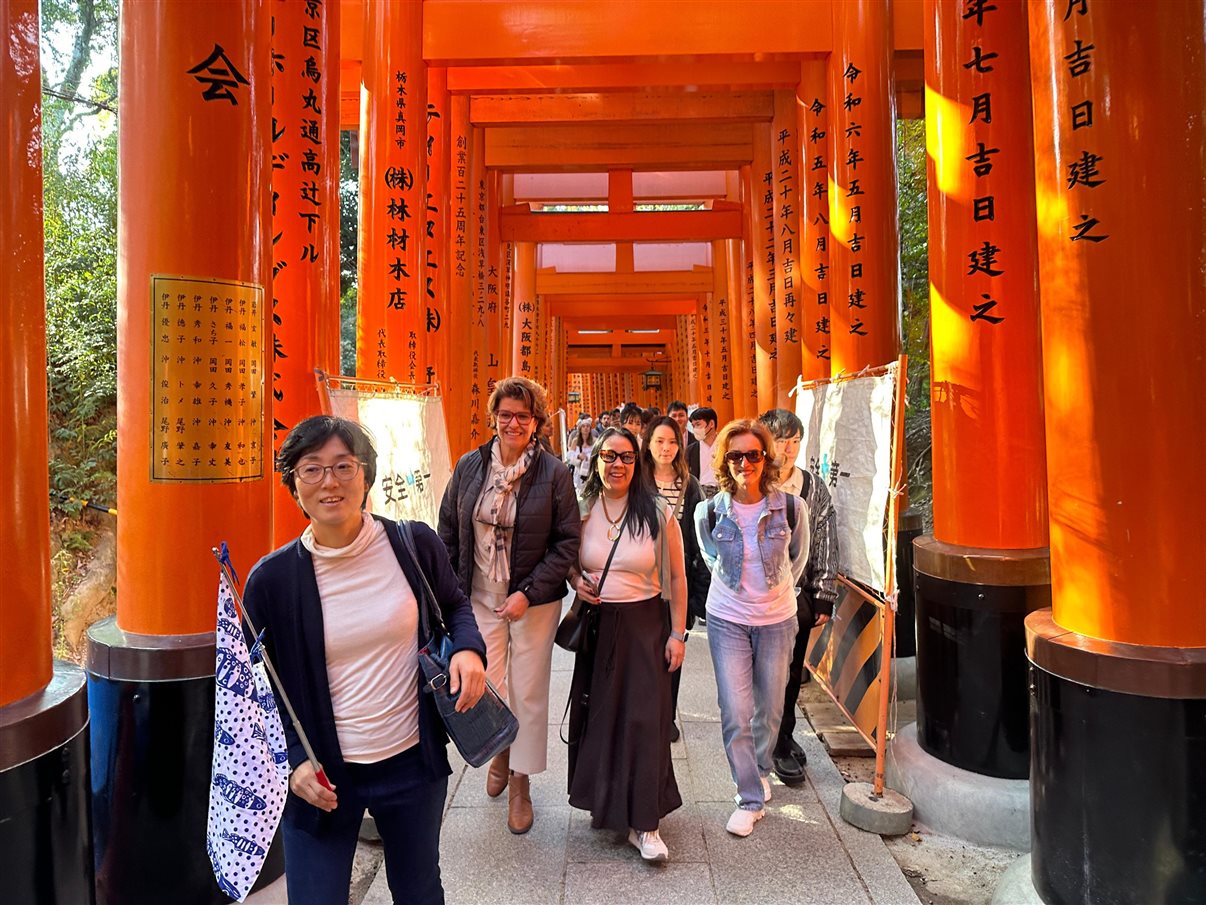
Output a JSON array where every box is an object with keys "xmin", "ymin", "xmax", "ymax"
[
  {"xmin": 0, "ymin": 662, "xmax": 94, "ymax": 905},
  {"xmin": 894, "ymin": 510, "xmax": 923, "ymax": 658},
  {"xmin": 1027, "ymin": 609, "xmax": 1206, "ymax": 905},
  {"xmin": 86, "ymin": 616, "xmax": 284, "ymax": 905},
  {"xmin": 913, "ymin": 537, "xmax": 1050, "ymax": 779}
]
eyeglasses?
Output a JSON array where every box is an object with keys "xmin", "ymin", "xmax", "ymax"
[
  {"xmin": 294, "ymin": 460, "xmax": 363, "ymax": 484},
  {"xmin": 598, "ymin": 450, "xmax": 637, "ymax": 465},
  {"xmin": 496, "ymin": 411, "xmax": 534, "ymax": 426},
  {"xmin": 724, "ymin": 449, "xmax": 766, "ymax": 466}
]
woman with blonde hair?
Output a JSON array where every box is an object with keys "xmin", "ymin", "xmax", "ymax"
[
  {"xmin": 695, "ymin": 419, "xmax": 809, "ymax": 838},
  {"xmin": 438, "ymin": 377, "xmax": 581, "ymax": 834}
]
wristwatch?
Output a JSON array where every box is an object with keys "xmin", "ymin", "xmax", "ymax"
[{"xmin": 670, "ymin": 629, "xmax": 688, "ymax": 643}]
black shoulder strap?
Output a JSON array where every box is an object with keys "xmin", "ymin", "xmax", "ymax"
[
  {"xmin": 786, "ymin": 492, "xmax": 796, "ymax": 528},
  {"xmin": 707, "ymin": 497, "xmax": 717, "ymax": 533},
  {"xmin": 798, "ymin": 466, "xmax": 811, "ymax": 498},
  {"xmin": 396, "ymin": 520, "xmax": 446, "ymax": 640}
]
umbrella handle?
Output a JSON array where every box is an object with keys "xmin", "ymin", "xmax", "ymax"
[{"xmin": 314, "ymin": 765, "xmax": 333, "ymax": 791}]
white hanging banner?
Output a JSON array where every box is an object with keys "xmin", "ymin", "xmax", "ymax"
[
  {"xmin": 794, "ymin": 363, "xmax": 897, "ymax": 592},
  {"xmin": 325, "ymin": 387, "xmax": 453, "ymax": 529}
]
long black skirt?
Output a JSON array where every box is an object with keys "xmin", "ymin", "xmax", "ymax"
[{"xmin": 566, "ymin": 595, "xmax": 682, "ymax": 832}]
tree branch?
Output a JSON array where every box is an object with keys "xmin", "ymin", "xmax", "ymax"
[{"xmin": 44, "ymin": 87, "xmax": 115, "ymax": 114}]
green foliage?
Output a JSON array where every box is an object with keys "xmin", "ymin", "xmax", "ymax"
[
  {"xmin": 42, "ymin": 1, "xmax": 119, "ymax": 540},
  {"xmin": 896, "ymin": 118, "xmax": 933, "ymax": 529},
  {"xmin": 339, "ymin": 131, "xmax": 359, "ymax": 375}
]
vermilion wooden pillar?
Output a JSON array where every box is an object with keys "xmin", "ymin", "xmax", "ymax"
[
  {"xmin": 357, "ymin": 0, "xmax": 426, "ymax": 384},
  {"xmin": 708, "ymin": 249, "xmax": 735, "ymax": 423},
  {"xmin": 0, "ymin": 7, "xmax": 93, "ymax": 898},
  {"xmin": 511, "ymin": 243, "xmax": 538, "ymax": 381},
  {"xmin": 425, "ymin": 66, "xmax": 450, "ymax": 391},
  {"xmin": 92, "ymin": 3, "xmax": 282, "ymax": 901},
  {"xmin": 737, "ymin": 166, "xmax": 760, "ymax": 415},
  {"xmin": 798, "ymin": 57, "xmax": 833, "ymax": 379},
  {"xmin": 828, "ymin": 0, "xmax": 901, "ymax": 373},
  {"xmin": 1025, "ymin": 3, "xmax": 1206, "ymax": 900},
  {"xmin": 772, "ymin": 89, "xmax": 805, "ymax": 404},
  {"xmin": 445, "ymin": 95, "xmax": 472, "ymax": 456},
  {"xmin": 485, "ymin": 171, "xmax": 505, "ymax": 392},
  {"xmin": 270, "ymin": 0, "xmax": 341, "ymax": 547},
  {"xmin": 467, "ymin": 125, "xmax": 489, "ymax": 450},
  {"xmin": 907, "ymin": 0, "xmax": 1050, "ymax": 789},
  {"xmin": 750, "ymin": 124, "xmax": 778, "ymax": 410}
]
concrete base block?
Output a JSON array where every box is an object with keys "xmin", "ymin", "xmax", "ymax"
[
  {"xmin": 887, "ymin": 722, "xmax": 1030, "ymax": 851},
  {"xmin": 892, "ymin": 655, "xmax": 917, "ymax": 700},
  {"xmin": 839, "ymin": 782, "xmax": 914, "ymax": 836},
  {"xmin": 991, "ymin": 854, "xmax": 1043, "ymax": 904}
]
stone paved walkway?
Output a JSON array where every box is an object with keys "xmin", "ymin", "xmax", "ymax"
[{"xmin": 252, "ymin": 598, "xmax": 920, "ymax": 905}]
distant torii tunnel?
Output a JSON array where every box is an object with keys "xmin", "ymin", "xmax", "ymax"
[{"xmin": 2, "ymin": 2, "xmax": 1203, "ymax": 904}]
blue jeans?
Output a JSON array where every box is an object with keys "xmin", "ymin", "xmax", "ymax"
[
  {"xmin": 708, "ymin": 613, "xmax": 799, "ymax": 810},
  {"xmin": 282, "ymin": 746, "xmax": 448, "ymax": 905}
]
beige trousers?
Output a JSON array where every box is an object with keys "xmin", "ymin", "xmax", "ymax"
[{"xmin": 470, "ymin": 588, "xmax": 560, "ymax": 775}]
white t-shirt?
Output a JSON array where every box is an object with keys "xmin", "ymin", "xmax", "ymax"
[
  {"xmin": 705, "ymin": 499, "xmax": 797, "ymax": 626},
  {"xmin": 303, "ymin": 515, "xmax": 420, "ymax": 763},
  {"xmin": 697, "ymin": 438, "xmax": 717, "ymax": 486}
]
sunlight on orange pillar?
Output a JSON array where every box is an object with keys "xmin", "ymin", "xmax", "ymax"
[
  {"xmin": 270, "ymin": 0, "xmax": 341, "ymax": 548},
  {"xmin": 1029, "ymin": 0, "xmax": 1206, "ymax": 647},
  {"xmin": 798, "ymin": 58, "xmax": 834, "ymax": 379},
  {"xmin": 1, "ymin": 0, "xmax": 52, "ymax": 706},
  {"xmin": 357, "ymin": 0, "xmax": 426, "ymax": 384},
  {"xmin": 118, "ymin": 0, "xmax": 272, "ymax": 633},
  {"xmin": 511, "ymin": 243, "xmax": 538, "ymax": 380},
  {"xmin": 772, "ymin": 89, "xmax": 805, "ymax": 404},
  {"xmin": 829, "ymin": 0, "xmax": 902, "ymax": 373},
  {"xmin": 749, "ymin": 127, "xmax": 779, "ymax": 410},
  {"xmin": 925, "ymin": 0, "xmax": 1047, "ymax": 550},
  {"xmin": 425, "ymin": 66, "xmax": 450, "ymax": 391}
]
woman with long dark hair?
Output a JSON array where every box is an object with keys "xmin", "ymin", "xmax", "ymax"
[
  {"xmin": 243, "ymin": 416, "xmax": 486, "ymax": 904},
  {"xmin": 566, "ymin": 426, "xmax": 688, "ymax": 862},
  {"xmin": 641, "ymin": 416, "xmax": 710, "ymax": 741}
]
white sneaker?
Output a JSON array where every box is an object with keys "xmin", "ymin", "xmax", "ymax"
[
  {"xmin": 628, "ymin": 827, "xmax": 669, "ymax": 862},
  {"xmin": 761, "ymin": 775, "xmax": 773, "ymax": 802},
  {"xmin": 725, "ymin": 807, "xmax": 765, "ymax": 837}
]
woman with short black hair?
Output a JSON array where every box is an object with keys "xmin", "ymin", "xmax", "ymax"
[
  {"xmin": 244, "ymin": 415, "xmax": 487, "ymax": 905},
  {"xmin": 438, "ymin": 376, "xmax": 580, "ymax": 834}
]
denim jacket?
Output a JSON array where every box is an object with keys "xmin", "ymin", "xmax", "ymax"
[{"xmin": 694, "ymin": 490, "xmax": 809, "ymax": 593}]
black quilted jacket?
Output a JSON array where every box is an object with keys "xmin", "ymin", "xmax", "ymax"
[{"xmin": 437, "ymin": 438, "xmax": 581, "ymax": 606}]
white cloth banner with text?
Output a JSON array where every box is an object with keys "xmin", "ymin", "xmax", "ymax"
[
  {"xmin": 326, "ymin": 389, "xmax": 452, "ymax": 529},
  {"xmin": 794, "ymin": 364, "xmax": 896, "ymax": 592}
]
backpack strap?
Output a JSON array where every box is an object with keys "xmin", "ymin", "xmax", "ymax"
[
  {"xmin": 707, "ymin": 497, "xmax": 717, "ymax": 533},
  {"xmin": 786, "ymin": 491, "xmax": 796, "ymax": 530}
]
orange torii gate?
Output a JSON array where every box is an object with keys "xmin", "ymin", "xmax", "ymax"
[{"xmin": 2, "ymin": 2, "xmax": 1203, "ymax": 904}]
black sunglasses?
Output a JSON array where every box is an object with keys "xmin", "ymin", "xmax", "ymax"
[
  {"xmin": 598, "ymin": 449, "xmax": 637, "ymax": 465},
  {"xmin": 724, "ymin": 449, "xmax": 766, "ymax": 465}
]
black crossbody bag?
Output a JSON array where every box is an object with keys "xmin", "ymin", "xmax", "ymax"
[
  {"xmin": 395, "ymin": 520, "xmax": 519, "ymax": 768},
  {"xmin": 554, "ymin": 527, "xmax": 623, "ymax": 652}
]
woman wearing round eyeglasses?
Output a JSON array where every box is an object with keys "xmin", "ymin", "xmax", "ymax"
[
  {"xmin": 242, "ymin": 415, "xmax": 487, "ymax": 905},
  {"xmin": 641, "ymin": 416, "xmax": 712, "ymax": 742},
  {"xmin": 566, "ymin": 427, "xmax": 687, "ymax": 862},
  {"xmin": 438, "ymin": 376, "xmax": 580, "ymax": 835},
  {"xmin": 694, "ymin": 419, "xmax": 809, "ymax": 839}
]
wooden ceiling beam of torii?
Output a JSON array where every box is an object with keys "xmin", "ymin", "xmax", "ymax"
[
  {"xmin": 445, "ymin": 61, "xmax": 803, "ymax": 95},
  {"xmin": 565, "ymin": 354, "xmax": 669, "ymax": 374},
  {"xmin": 563, "ymin": 314, "xmax": 678, "ymax": 332},
  {"xmin": 537, "ymin": 270, "xmax": 713, "ymax": 296},
  {"xmin": 549, "ymin": 298, "xmax": 698, "ymax": 318},
  {"xmin": 421, "ymin": 0, "xmax": 923, "ymax": 63},
  {"xmin": 567, "ymin": 329, "xmax": 676, "ymax": 346},
  {"xmin": 469, "ymin": 92, "xmax": 774, "ymax": 126},
  {"xmin": 484, "ymin": 123, "xmax": 754, "ymax": 172},
  {"xmin": 500, "ymin": 203, "xmax": 744, "ymax": 243}
]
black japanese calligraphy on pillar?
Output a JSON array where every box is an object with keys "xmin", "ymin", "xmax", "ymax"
[
  {"xmin": 804, "ymin": 86, "xmax": 832, "ymax": 363},
  {"xmin": 151, "ymin": 277, "xmax": 263, "ymax": 482},
  {"xmin": 1060, "ymin": 2, "xmax": 1109, "ymax": 248},
  {"xmin": 839, "ymin": 60, "xmax": 871, "ymax": 339}
]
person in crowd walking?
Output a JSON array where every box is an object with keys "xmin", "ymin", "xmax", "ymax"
[
  {"xmin": 566, "ymin": 416, "xmax": 596, "ymax": 492},
  {"xmin": 757, "ymin": 409, "xmax": 838, "ymax": 785},
  {"xmin": 244, "ymin": 416, "xmax": 487, "ymax": 905},
  {"xmin": 695, "ymin": 419, "xmax": 809, "ymax": 837},
  {"xmin": 619, "ymin": 402, "xmax": 645, "ymax": 444},
  {"xmin": 686, "ymin": 406, "xmax": 720, "ymax": 498},
  {"xmin": 438, "ymin": 377, "xmax": 581, "ymax": 835},
  {"xmin": 642, "ymin": 416, "xmax": 711, "ymax": 740},
  {"xmin": 567, "ymin": 426, "xmax": 687, "ymax": 862},
  {"xmin": 666, "ymin": 400, "xmax": 690, "ymax": 437}
]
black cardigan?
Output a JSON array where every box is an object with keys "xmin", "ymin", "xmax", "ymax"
[
  {"xmin": 438, "ymin": 438, "xmax": 581, "ymax": 606},
  {"xmin": 242, "ymin": 516, "xmax": 487, "ymax": 833}
]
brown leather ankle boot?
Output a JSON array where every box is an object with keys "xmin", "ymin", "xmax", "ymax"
[
  {"xmin": 486, "ymin": 749, "xmax": 509, "ymax": 798},
  {"xmin": 507, "ymin": 772, "xmax": 533, "ymax": 835}
]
